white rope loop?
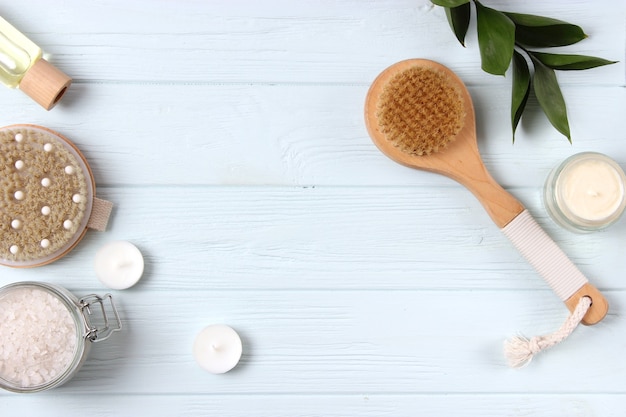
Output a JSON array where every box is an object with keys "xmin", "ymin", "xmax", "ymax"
[{"xmin": 504, "ymin": 296, "xmax": 592, "ymax": 368}]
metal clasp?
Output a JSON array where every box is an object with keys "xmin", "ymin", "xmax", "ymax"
[{"xmin": 79, "ymin": 294, "xmax": 122, "ymax": 342}]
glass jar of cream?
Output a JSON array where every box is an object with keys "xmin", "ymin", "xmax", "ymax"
[
  {"xmin": 0, "ymin": 281, "xmax": 121, "ymax": 393},
  {"xmin": 544, "ymin": 152, "xmax": 626, "ymax": 232}
]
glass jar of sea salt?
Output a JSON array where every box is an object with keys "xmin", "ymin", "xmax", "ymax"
[
  {"xmin": 544, "ymin": 152, "xmax": 626, "ymax": 232},
  {"xmin": 0, "ymin": 281, "xmax": 121, "ymax": 393}
]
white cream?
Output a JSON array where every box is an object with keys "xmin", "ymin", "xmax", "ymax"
[
  {"xmin": 545, "ymin": 152, "xmax": 626, "ymax": 232},
  {"xmin": 558, "ymin": 159, "xmax": 624, "ymax": 221}
]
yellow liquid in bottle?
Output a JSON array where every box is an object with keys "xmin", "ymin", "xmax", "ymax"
[{"xmin": 0, "ymin": 17, "xmax": 42, "ymax": 88}]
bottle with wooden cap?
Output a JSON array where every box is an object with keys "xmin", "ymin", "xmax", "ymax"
[{"xmin": 0, "ymin": 16, "xmax": 71, "ymax": 110}]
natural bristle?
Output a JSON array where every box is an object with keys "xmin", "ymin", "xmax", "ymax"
[
  {"xmin": 376, "ymin": 66, "xmax": 465, "ymax": 156},
  {"xmin": 0, "ymin": 127, "xmax": 88, "ymax": 264}
]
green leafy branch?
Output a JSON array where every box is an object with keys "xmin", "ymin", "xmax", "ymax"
[{"xmin": 431, "ymin": 0, "xmax": 617, "ymax": 142}]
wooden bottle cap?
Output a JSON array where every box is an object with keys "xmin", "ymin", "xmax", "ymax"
[{"xmin": 19, "ymin": 59, "xmax": 72, "ymax": 110}]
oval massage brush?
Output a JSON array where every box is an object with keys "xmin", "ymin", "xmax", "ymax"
[
  {"xmin": 364, "ymin": 59, "xmax": 608, "ymax": 327},
  {"xmin": 0, "ymin": 124, "xmax": 113, "ymax": 267}
]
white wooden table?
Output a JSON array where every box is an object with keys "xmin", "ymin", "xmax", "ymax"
[{"xmin": 1, "ymin": 1, "xmax": 624, "ymax": 415}]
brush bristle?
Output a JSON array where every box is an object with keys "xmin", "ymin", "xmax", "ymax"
[
  {"xmin": 376, "ymin": 66, "xmax": 465, "ymax": 156},
  {"xmin": 0, "ymin": 128, "xmax": 88, "ymax": 264}
]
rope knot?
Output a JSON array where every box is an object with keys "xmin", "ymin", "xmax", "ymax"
[
  {"xmin": 527, "ymin": 336, "xmax": 543, "ymax": 355},
  {"xmin": 504, "ymin": 296, "xmax": 592, "ymax": 368}
]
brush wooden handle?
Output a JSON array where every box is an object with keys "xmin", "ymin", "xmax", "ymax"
[
  {"xmin": 467, "ymin": 169, "xmax": 608, "ymax": 325},
  {"xmin": 446, "ymin": 127, "xmax": 608, "ymax": 324}
]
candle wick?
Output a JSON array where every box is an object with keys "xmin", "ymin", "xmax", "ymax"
[
  {"xmin": 114, "ymin": 260, "xmax": 133, "ymax": 269},
  {"xmin": 211, "ymin": 343, "xmax": 220, "ymax": 351}
]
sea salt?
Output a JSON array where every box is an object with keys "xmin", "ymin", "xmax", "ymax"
[{"xmin": 0, "ymin": 286, "xmax": 78, "ymax": 388}]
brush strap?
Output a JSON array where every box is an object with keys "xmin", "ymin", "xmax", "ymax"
[{"xmin": 87, "ymin": 197, "xmax": 113, "ymax": 232}]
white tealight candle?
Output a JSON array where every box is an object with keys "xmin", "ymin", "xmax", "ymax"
[
  {"xmin": 94, "ymin": 241, "xmax": 144, "ymax": 290},
  {"xmin": 193, "ymin": 325, "xmax": 243, "ymax": 374},
  {"xmin": 545, "ymin": 152, "xmax": 626, "ymax": 232}
]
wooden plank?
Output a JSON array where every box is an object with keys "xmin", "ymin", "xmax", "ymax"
[
  {"xmin": 0, "ymin": 84, "xmax": 622, "ymax": 188},
  {"xmin": 1, "ymin": 186, "xmax": 622, "ymax": 292},
  {"xmin": 0, "ymin": 289, "xmax": 622, "ymax": 395},
  {"xmin": 0, "ymin": 0, "xmax": 622, "ymax": 85},
  {"xmin": 1, "ymin": 394, "xmax": 624, "ymax": 417}
]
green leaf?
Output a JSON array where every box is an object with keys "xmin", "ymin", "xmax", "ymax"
[
  {"xmin": 445, "ymin": 3, "xmax": 471, "ymax": 46},
  {"xmin": 504, "ymin": 12, "xmax": 587, "ymax": 47},
  {"xmin": 475, "ymin": 1, "xmax": 515, "ymax": 75},
  {"xmin": 431, "ymin": 0, "xmax": 470, "ymax": 7},
  {"xmin": 530, "ymin": 56, "xmax": 571, "ymax": 141},
  {"xmin": 511, "ymin": 51, "xmax": 530, "ymax": 142},
  {"xmin": 528, "ymin": 51, "xmax": 617, "ymax": 70}
]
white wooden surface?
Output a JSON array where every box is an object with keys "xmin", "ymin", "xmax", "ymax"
[{"xmin": 0, "ymin": 1, "xmax": 625, "ymax": 415}]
